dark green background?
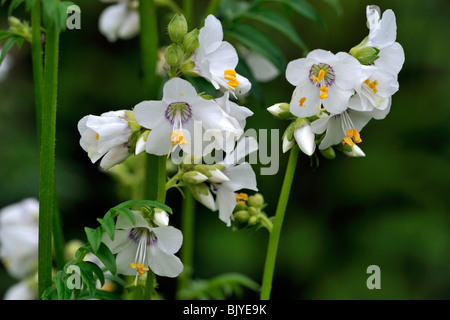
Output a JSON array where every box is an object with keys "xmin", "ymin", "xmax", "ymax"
[{"xmin": 0, "ymin": 0, "xmax": 449, "ymax": 299}]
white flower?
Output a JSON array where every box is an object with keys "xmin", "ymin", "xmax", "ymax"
[
  {"xmin": 213, "ymin": 137, "xmax": 259, "ymax": 226},
  {"xmin": 134, "ymin": 77, "xmax": 234, "ymax": 156},
  {"xmin": 294, "ymin": 124, "xmax": 316, "ymax": 156},
  {"xmin": 0, "ymin": 198, "xmax": 38, "ymax": 280},
  {"xmin": 78, "ymin": 110, "xmax": 132, "ymax": 170},
  {"xmin": 99, "ymin": 0, "xmax": 139, "ymax": 42},
  {"xmin": 0, "ymin": 50, "xmax": 12, "ymax": 82},
  {"xmin": 102, "ymin": 210, "xmax": 183, "ymax": 280},
  {"xmin": 3, "ymin": 277, "xmax": 37, "ymax": 300},
  {"xmin": 310, "ymin": 100, "xmax": 391, "ymax": 151},
  {"xmin": 153, "ymin": 209, "xmax": 169, "ymax": 227},
  {"xmin": 239, "ymin": 46, "xmax": 280, "ymax": 82},
  {"xmin": 364, "ymin": 6, "xmax": 405, "ymax": 76},
  {"xmin": 286, "ymin": 49, "xmax": 362, "ymax": 117},
  {"xmin": 282, "ymin": 135, "xmax": 295, "ymax": 154},
  {"xmin": 349, "ymin": 65, "xmax": 399, "ymax": 112},
  {"xmin": 193, "ymin": 15, "xmax": 251, "ymax": 96},
  {"xmin": 342, "ymin": 144, "xmax": 366, "ymax": 158}
]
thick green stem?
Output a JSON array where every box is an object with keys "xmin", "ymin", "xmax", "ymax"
[
  {"xmin": 139, "ymin": 0, "xmax": 165, "ymax": 300},
  {"xmin": 31, "ymin": 1, "xmax": 44, "ymax": 138},
  {"xmin": 177, "ymin": 188, "xmax": 195, "ymax": 296},
  {"xmin": 38, "ymin": 23, "xmax": 60, "ymax": 298},
  {"xmin": 260, "ymin": 145, "xmax": 300, "ymax": 300}
]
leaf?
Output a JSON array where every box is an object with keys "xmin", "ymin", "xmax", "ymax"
[
  {"xmin": 0, "ymin": 30, "xmax": 12, "ymax": 42},
  {"xmin": 42, "ymin": 0, "xmax": 71, "ymax": 32},
  {"xmin": 8, "ymin": 0, "xmax": 24, "ymax": 15},
  {"xmin": 177, "ymin": 273, "xmax": 260, "ymax": 300},
  {"xmin": 84, "ymin": 227, "xmax": 103, "ymax": 253},
  {"xmin": 114, "ymin": 207, "xmax": 136, "ymax": 226},
  {"xmin": 97, "ymin": 210, "xmax": 115, "ymax": 241},
  {"xmin": 114, "ymin": 200, "xmax": 173, "ymax": 215},
  {"xmin": 0, "ymin": 36, "xmax": 16, "ymax": 65},
  {"xmin": 259, "ymin": 0, "xmax": 324, "ymax": 26},
  {"xmin": 240, "ymin": 9, "xmax": 308, "ymax": 52},
  {"xmin": 92, "ymin": 243, "xmax": 117, "ymax": 276},
  {"xmin": 76, "ymin": 261, "xmax": 97, "ymax": 298},
  {"xmin": 82, "ymin": 261, "xmax": 106, "ymax": 288},
  {"xmin": 25, "ymin": 0, "xmax": 38, "ymax": 11},
  {"xmin": 321, "ymin": 0, "xmax": 343, "ymax": 15},
  {"xmin": 225, "ymin": 24, "xmax": 285, "ymax": 72}
]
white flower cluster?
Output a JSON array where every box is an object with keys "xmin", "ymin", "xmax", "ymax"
[{"xmin": 273, "ymin": 6, "xmax": 404, "ymax": 157}]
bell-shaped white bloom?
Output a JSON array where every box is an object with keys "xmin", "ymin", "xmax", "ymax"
[
  {"xmin": 190, "ymin": 183, "xmax": 216, "ymax": 211},
  {"xmin": 364, "ymin": 6, "xmax": 405, "ymax": 76},
  {"xmin": 0, "ymin": 198, "xmax": 38, "ymax": 280},
  {"xmin": 134, "ymin": 78, "xmax": 233, "ymax": 156},
  {"xmin": 99, "ymin": 0, "xmax": 139, "ymax": 42},
  {"xmin": 213, "ymin": 137, "xmax": 259, "ymax": 226},
  {"xmin": 207, "ymin": 168, "xmax": 230, "ymax": 184},
  {"xmin": 3, "ymin": 277, "xmax": 37, "ymax": 300},
  {"xmin": 102, "ymin": 211, "xmax": 183, "ymax": 280},
  {"xmin": 286, "ymin": 49, "xmax": 362, "ymax": 117},
  {"xmin": 294, "ymin": 124, "xmax": 316, "ymax": 156},
  {"xmin": 153, "ymin": 209, "xmax": 169, "ymax": 227},
  {"xmin": 193, "ymin": 15, "xmax": 251, "ymax": 96},
  {"xmin": 0, "ymin": 50, "xmax": 12, "ymax": 82},
  {"xmin": 282, "ymin": 135, "xmax": 295, "ymax": 154},
  {"xmin": 78, "ymin": 110, "xmax": 132, "ymax": 170},
  {"xmin": 310, "ymin": 99, "xmax": 391, "ymax": 151},
  {"xmin": 349, "ymin": 65, "xmax": 399, "ymax": 112}
]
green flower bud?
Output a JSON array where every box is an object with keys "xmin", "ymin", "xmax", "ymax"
[
  {"xmin": 182, "ymin": 171, "xmax": 208, "ymax": 184},
  {"xmin": 164, "ymin": 43, "xmax": 184, "ymax": 67},
  {"xmin": 192, "ymin": 165, "xmax": 213, "ymax": 178},
  {"xmin": 168, "ymin": 14, "xmax": 188, "ymax": 43},
  {"xmin": 248, "ymin": 216, "xmax": 259, "ymax": 226},
  {"xmin": 180, "ymin": 60, "xmax": 199, "ymax": 77},
  {"xmin": 247, "ymin": 193, "xmax": 264, "ymax": 208},
  {"xmin": 267, "ymin": 103, "xmax": 295, "ymax": 120},
  {"xmin": 233, "ymin": 203, "xmax": 248, "ymax": 212},
  {"xmin": 320, "ymin": 147, "xmax": 336, "ymax": 160},
  {"xmin": 233, "ymin": 210, "xmax": 250, "ymax": 224},
  {"xmin": 248, "ymin": 206, "xmax": 259, "ymax": 217},
  {"xmin": 182, "ymin": 29, "xmax": 199, "ymax": 53},
  {"xmin": 350, "ymin": 37, "xmax": 380, "ymax": 65}
]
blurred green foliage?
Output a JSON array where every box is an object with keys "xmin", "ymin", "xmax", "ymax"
[{"xmin": 0, "ymin": 0, "xmax": 449, "ymax": 299}]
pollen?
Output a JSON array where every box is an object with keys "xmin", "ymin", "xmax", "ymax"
[
  {"xmin": 224, "ymin": 69, "xmax": 239, "ymax": 89},
  {"xmin": 95, "ymin": 133, "xmax": 99, "ymax": 140},
  {"xmin": 364, "ymin": 79, "xmax": 379, "ymax": 94},
  {"xmin": 130, "ymin": 262, "xmax": 149, "ymax": 277},
  {"xmin": 171, "ymin": 130, "xmax": 188, "ymax": 146},
  {"xmin": 342, "ymin": 129, "xmax": 362, "ymax": 147},
  {"xmin": 235, "ymin": 192, "xmax": 249, "ymax": 205},
  {"xmin": 299, "ymin": 97, "xmax": 307, "ymax": 107}
]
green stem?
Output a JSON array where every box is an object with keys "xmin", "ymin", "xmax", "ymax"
[
  {"xmin": 177, "ymin": 188, "xmax": 195, "ymax": 297},
  {"xmin": 260, "ymin": 145, "xmax": 300, "ymax": 300},
  {"xmin": 38, "ymin": 23, "xmax": 60, "ymax": 298},
  {"xmin": 139, "ymin": 0, "xmax": 165, "ymax": 300},
  {"xmin": 31, "ymin": 0, "xmax": 44, "ymax": 138},
  {"xmin": 204, "ymin": 0, "xmax": 221, "ymax": 18},
  {"xmin": 182, "ymin": 0, "xmax": 193, "ymax": 26},
  {"xmin": 259, "ymin": 214, "xmax": 273, "ymax": 233}
]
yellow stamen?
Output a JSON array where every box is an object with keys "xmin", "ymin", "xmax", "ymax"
[
  {"xmin": 299, "ymin": 97, "xmax": 307, "ymax": 107},
  {"xmin": 313, "ymin": 69, "xmax": 325, "ymax": 82},
  {"xmin": 235, "ymin": 192, "xmax": 248, "ymax": 205},
  {"xmin": 342, "ymin": 129, "xmax": 362, "ymax": 147},
  {"xmin": 171, "ymin": 130, "xmax": 188, "ymax": 146},
  {"xmin": 224, "ymin": 69, "xmax": 239, "ymax": 89},
  {"xmin": 320, "ymin": 85, "xmax": 328, "ymax": 92},
  {"xmin": 95, "ymin": 133, "xmax": 99, "ymax": 140},
  {"xmin": 130, "ymin": 262, "xmax": 150, "ymax": 277},
  {"xmin": 364, "ymin": 79, "xmax": 378, "ymax": 94},
  {"xmin": 319, "ymin": 92, "xmax": 328, "ymax": 99}
]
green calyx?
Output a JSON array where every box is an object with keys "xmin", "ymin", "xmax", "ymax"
[{"xmin": 350, "ymin": 37, "xmax": 380, "ymax": 65}]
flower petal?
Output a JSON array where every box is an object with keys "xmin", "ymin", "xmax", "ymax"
[
  {"xmin": 198, "ymin": 15, "xmax": 224, "ymax": 55},
  {"xmin": 133, "ymin": 100, "xmax": 168, "ymax": 130},
  {"xmin": 151, "ymin": 226, "xmax": 183, "ymax": 255},
  {"xmin": 216, "ymin": 186, "xmax": 236, "ymax": 226},
  {"xmin": 222, "ymin": 163, "xmax": 258, "ymax": 192},
  {"xmin": 147, "ymin": 246, "xmax": 183, "ymax": 278}
]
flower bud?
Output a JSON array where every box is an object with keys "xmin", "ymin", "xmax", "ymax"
[
  {"xmin": 135, "ymin": 130, "xmax": 150, "ymax": 155},
  {"xmin": 248, "ymin": 216, "xmax": 259, "ymax": 226},
  {"xmin": 267, "ymin": 103, "xmax": 295, "ymax": 120},
  {"xmin": 182, "ymin": 29, "xmax": 199, "ymax": 53},
  {"xmin": 320, "ymin": 147, "xmax": 336, "ymax": 160},
  {"xmin": 190, "ymin": 184, "xmax": 216, "ymax": 211},
  {"xmin": 168, "ymin": 14, "xmax": 188, "ymax": 43},
  {"xmin": 180, "ymin": 60, "xmax": 199, "ymax": 77},
  {"xmin": 342, "ymin": 144, "xmax": 366, "ymax": 157},
  {"xmin": 164, "ymin": 43, "xmax": 184, "ymax": 67},
  {"xmin": 247, "ymin": 193, "xmax": 264, "ymax": 208},
  {"xmin": 153, "ymin": 208, "xmax": 169, "ymax": 227},
  {"xmin": 248, "ymin": 206, "xmax": 259, "ymax": 217},
  {"xmin": 294, "ymin": 124, "xmax": 316, "ymax": 156},
  {"xmin": 207, "ymin": 168, "xmax": 229, "ymax": 183},
  {"xmin": 349, "ymin": 37, "xmax": 380, "ymax": 65},
  {"xmin": 233, "ymin": 210, "xmax": 250, "ymax": 224},
  {"xmin": 182, "ymin": 171, "xmax": 208, "ymax": 184},
  {"xmin": 282, "ymin": 135, "xmax": 295, "ymax": 154}
]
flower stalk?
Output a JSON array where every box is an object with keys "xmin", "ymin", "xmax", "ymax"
[{"xmin": 260, "ymin": 144, "xmax": 300, "ymax": 300}]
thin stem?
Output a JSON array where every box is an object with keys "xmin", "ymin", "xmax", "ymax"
[
  {"xmin": 258, "ymin": 214, "xmax": 273, "ymax": 233},
  {"xmin": 177, "ymin": 188, "xmax": 195, "ymax": 297},
  {"xmin": 31, "ymin": 0, "xmax": 44, "ymax": 138},
  {"xmin": 182, "ymin": 0, "xmax": 193, "ymax": 26},
  {"xmin": 260, "ymin": 144, "xmax": 300, "ymax": 300},
  {"xmin": 139, "ymin": 0, "xmax": 165, "ymax": 300},
  {"xmin": 38, "ymin": 23, "xmax": 60, "ymax": 298}
]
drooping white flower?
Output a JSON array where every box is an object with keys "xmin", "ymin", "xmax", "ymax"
[
  {"xmin": 134, "ymin": 77, "xmax": 235, "ymax": 156},
  {"xmin": 0, "ymin": 50, "xmax": 12, "ymax": 82},
  {"xmin": 102, "ymin": 210, "xmax": 183, "ymax": 281},
  {"xmin": 99, "ymin": 0, "xmax": 139, "ymax": 42},
  {"xmin": 78, "ymin": 110, "xmax": 132, "ymax": 170},
  {"xmin": 282, "ymin": 134, "xmax": 295, "ymax": 154},
  {"xmin": 193, "ymin": 15, "xmax": 251, "ymax": 96},
  {"xmin": 213, "ymin": 137, "xmax": 259, "ymax": 226},
  {"xmin": 3, "ymin": 277, "xmax": 37, "ymax": 300},
  {"xmin": 349, "ymin": 65, "xmax": 399, "ymax": 112},
  {"xmin": 239, "ymin": 45, "xmax": 280, "ymax": 83},
  {"xmin": 286, "ymin": 49, "xmax": 362, "ymax": 117},
  {"xmin": 311, "ymin": 99, "xmax": 391, "ymax": 151},
  {"xmin": 364, "ymin": 6, "xmax": 405, "ymax": 76},
  {"xmin": 0, "ymin": 198, "xmax": 38, "ymax": 280}
]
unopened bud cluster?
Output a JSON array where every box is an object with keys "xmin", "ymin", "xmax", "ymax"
[{"xmin": 231, "ymin": 193, "xmax": 269, "ymax": 230}]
